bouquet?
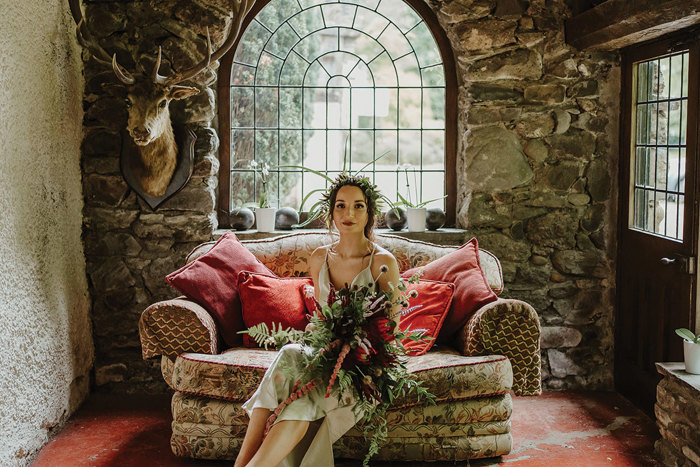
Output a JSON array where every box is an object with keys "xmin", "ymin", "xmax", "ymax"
[{"xmin": 242, "ymin": 266, "xmax": 435, "ymax": 466}]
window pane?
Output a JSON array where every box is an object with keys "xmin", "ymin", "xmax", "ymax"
[
  {"xmin": 423, "ymin": 87, "xmax": 445, "ymax": 129},
  {"xmin": 255, "ymin": 130, "xmax": 278, "ymax": 166},
  {"xmin": 375, "ymin": 130, "xmax": 397, "ymax": 161},
  {"xmin": 398, "ymin": 130, "xmax": 421, "ymax": 166},
  {"xmin": 398, "ymin": 88, "xmax": 421, "ymax": 128},
  {"xmin": 658, "ymin": 56, "xmax": 671, "ymax": 101},
  {"xmin": 231, "ymin": 87, "xmax": 254, "ymax": 127},
  {"xmin": 288, "ymin": 6, "xmax": 324, "ymax": 37},
  {"xmin": 349, "ymin": 129, "xmax": 375, "ymax": 171},
  {"xmin": 303, "ymin": 129, "xmax": 326, "ymax": 166},
  {"xmin": 421, "ymin": 171, "xmax": 446, "ymax": 209},
  {"xmin": 636, "ymin": 62, "xmax": 649, "ymax": 102},
  {"xmin": 279, "ymin": 52, "xmax": 308, "ymax": 85},
  {"xmin": 280, "ymin": 88, "xmax": 303, "ymax": 128},
  {"xmin": 327, "ymin": 86, "xmax": 351, "ymax": 128},
  {"xmin": 376, "ymin": 88, "xmax": 397, "ymax": 128},
  {"xmin": 256, "ymin": 0, "xmax": 300, "ymax": 31},
  {"xmin": 256, "ymin": 52, "xmax": 284, "ymax": 85},
  {"xmin": 377, "ymin": 23, "xmax": 412, "ymax": 60},
  {"xmin": 327, "ymin": 130, "xmax": 348, "ymax": 170},
  {"xmin": 304, "ymin": 87, "xmax": 326, "ymax": 128},
  {"xmin": 235, "ymin": 21, "xmax": 271, "ymax": 66},
  {"xmin": 232, "ymin": 63, "xmax": 255, "ymax": 85},
  {"xmin": 255, "ymin": 87, "xmax": 278, "ymax": 127},
  {"xmin": 351, "ymin": 88, "xmax": 374, "ymax": 128},
  {"xmin": 232, "ymin": 129, "xmax": 254, "ymax": 168},
  {"xmin": 369, "ymin": 52, "xmax": 398, "ymax": 86},
  {"xmin": 421, "ymin": 64, "xmax": 444, "ymax": 86},
  {"xmin": 296, "ymin": 28, "xmax": 338, "ymax": 62},
  {"xmin": 376, "ymin": 0, "xmax": 420, "ymax": 33},
  {"xmin": 279, "ymin": 130, "xmax": 303, "ymax": 166},
  {"xmin": 265, "ymin": 23, "xmax": 300, "ymax": 59},
  {"xmin": 353, "ymin": 7, "xmax": 389, "ymax": 38},
  {"xmin": 406, "ymin": 22, "xmax": 441, "ymax": 68},
  {"xmin": 422, "ymin": 130, "xmax": 444, "ymax": 166},
  {"xmin": 395, "ymin": 53, "xmax": 421, "ymax": 87},
  {"xmin": 279, "ymin": 170, "xmax": 303, "ymax": 207},
  {"xmin": 322, "ymin": 3, "xmax": 357, "ymax": 27},
  {"xmin": 231, "ymin": 170, "xmax": 255, "ymax": 207}
]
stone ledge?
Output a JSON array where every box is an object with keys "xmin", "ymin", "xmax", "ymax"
[
  {"xmin": 655, "ymin": 362, "xmax": 700, "ymax": 466},
  {"xmin": 656, "ymin": 362, "xmax": 700, "ymax": 394},
  {"xmin": 214, "ymin": 228, "xmax": 468, "ymax": 246}
]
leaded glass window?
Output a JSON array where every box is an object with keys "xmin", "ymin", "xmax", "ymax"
[
  {"xmin": 229, "ymin": 0, "xmax": 446, "ymax": 212},
  {"xmin": 631, "ymin": 51, "xmax": 688, "ymax": 240}
]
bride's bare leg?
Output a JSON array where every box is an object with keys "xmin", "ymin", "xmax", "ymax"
[
  {"xmin": 245, "ymin": 419, "xmax": 310, "ymax": 467},
  {"xmin": 234, "ymin": 408, "xmax": 270, "ymax": 467}
]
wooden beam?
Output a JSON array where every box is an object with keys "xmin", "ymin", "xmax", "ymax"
[{"xmin": 566, "ymin": 0, "xmax": 700, "ymax": 50}]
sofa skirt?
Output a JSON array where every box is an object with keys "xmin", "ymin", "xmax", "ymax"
[{"xmin": 170, "ymin": 391, "xmax": 513, "ymax": 461}]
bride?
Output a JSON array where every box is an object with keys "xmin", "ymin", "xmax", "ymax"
[{"xmin": 234, "ymin": 173, "xmax": 401, "ymax": 467}]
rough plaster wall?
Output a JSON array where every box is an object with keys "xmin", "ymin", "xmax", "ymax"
[{"xmin": 0, "ymin": 0, "xmax": 93, "ymax": 465}]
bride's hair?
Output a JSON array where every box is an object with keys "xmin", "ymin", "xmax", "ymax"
[{"xmin": 322, "ymin": 173, "xmax": 382, "ymax": 241}]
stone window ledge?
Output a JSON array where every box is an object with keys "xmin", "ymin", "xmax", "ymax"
[{"xmin": 214, "ymin": 228, "xmax": 468, "ymax": 246}]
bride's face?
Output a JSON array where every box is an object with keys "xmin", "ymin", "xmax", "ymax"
[{"xmin": 332, "ymin": 185, "xmax": 368, "ymax": 235}]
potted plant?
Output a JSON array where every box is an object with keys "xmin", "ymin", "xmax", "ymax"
[
  {"xmin": 676, "ymin": 328, "xmax": 700, "ymax": 374},
  {"xmin": 395, "ymin": 165, "xmax": 447, "ymax": 232},
  {"xmin": 248, "ymin": 160, "xmax": 276, "ymax": 232}
]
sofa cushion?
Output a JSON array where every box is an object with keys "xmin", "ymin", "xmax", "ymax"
[
  {"xmin": 184, "ymin": 232, "xmax": 504, "ymax": 295},
  {"xmin": 238, "ymin": 272, "xmax": 312, "ymax": 348},
  {"xmin": 171, "ymin": 347, "xmax": 512, "ymax": 404},
  {"xmin": 398, "ymin": 280, "xmax": 454, "ymax": 356},
  {"xmin": 403, "ymin": 238, "xmax": 498, "ymax": 340},
  {"xmin": 166, "ymin": 232, "xmax": 273, "ymax": 347}
]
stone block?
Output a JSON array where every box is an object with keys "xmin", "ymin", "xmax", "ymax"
[
  {"xmin": 438, "ymin": 0, "xmax": 491, "ymax": 23},
  {"xmin": 84, "ymin": 174, "xmax": 130, "ymax": 207},
  {"xmin": 547, "ymin": 129, "xmax": 597, "ymax": 160},
  {"xmin": 524, "ymin": 139, "xmax": 549, "ymax": 163},
  {"xmin": 551, "ymin": 249, "xmax": 603, "ymax": 276},
  {"xmin": 524, "ymin": 84, "xmax": 565, "ymax": 103},
  {"xmin": 469, "ymin": 82, "xmax": 524, "ymax": 102},
  {"xmin": 526, "ymin": 210, "xmax": 578, "ymax": 249},
  {"xmin": 466, "ymin": 126, "xmax": 533, "ymax": 192},
  {"xmin": 586, "ymin": 159, "xmax": 611, "ymax": 202},
  {"xmin": 456, "ymin": 20, "xmax": 517, "ymax": 52},
  {"xmin": 89, "ymin": 258, "xmax": 136, "ymax": 293},
  {"xmin": 515, "ymin": 112, "xmax": 555, "ymax": 138},
  {"xmin": 478, "ymin": 231, "xmax": 531, "ymax": 262},
  {"xmin": 158, "ymin": 185, "xmax": 215, "ymax": 212},
  {"xmin": 82, "ymin": 128, "xmax": 121, "ymax": 157},
  {"xmin": 541, "ymin": 326, "xmax": 582, "ymax": 348},
  {"xmin": 547, "ymin": 349, "xmax": 584, "ymax": 378},
  {"xmin": 95, "ymin": 363, "xmax": 128, "ymax": 386},
  {"xmin": 84, "ymin": 232, "xmax": 142, "ymax": 257},
  {"xmin": 469, "ymin": 48, "xmax": 542, "ymax": 81}
]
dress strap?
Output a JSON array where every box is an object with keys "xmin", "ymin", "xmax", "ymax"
[{"xmin": 368, "ymin": 243, "xmax": 376, "ymax": 268}]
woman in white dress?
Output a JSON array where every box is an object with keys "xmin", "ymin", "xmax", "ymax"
[{"xmin": 234, "ymin": 174, "xmax": 401, "ymax": 467}]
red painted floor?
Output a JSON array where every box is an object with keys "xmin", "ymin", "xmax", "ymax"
[{"xmin": 32, "ymin": 391, "xmax": 660, "ymax": 466}]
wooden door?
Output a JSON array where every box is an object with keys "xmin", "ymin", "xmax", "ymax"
[{"xmin": 617, "ymin": 36, "xmax": 699, "ymax": 415}]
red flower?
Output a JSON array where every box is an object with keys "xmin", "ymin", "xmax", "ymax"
[{"xmin": 365, "ymin": 316, "xmax": 395, "ymax": 346}]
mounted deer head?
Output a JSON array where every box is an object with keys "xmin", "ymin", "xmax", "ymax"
[{"xmin": 69, "ymin": 0, "xmax": 254, "ymax": 198}]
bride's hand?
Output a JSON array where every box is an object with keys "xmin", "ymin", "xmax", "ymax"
[{"xmin": 305, "ymin": 322, "xmax": 317, "ymax": 333}]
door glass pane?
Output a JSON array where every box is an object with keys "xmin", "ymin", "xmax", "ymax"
[{"xmin": 630, "ymin": 51, "xmax": 688, "ymax": 240}]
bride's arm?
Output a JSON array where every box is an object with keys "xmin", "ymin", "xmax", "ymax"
[
  {"xmin": 374, "ymin": 253, "xmax": 401, "ymax": 335},
  {"xmin": 305, "ymin": 247, "xmax": 326, "ymax": 332}
]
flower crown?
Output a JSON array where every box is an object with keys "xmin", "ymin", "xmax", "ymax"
[{"xmin": 320, "ymin": 173, "xmax": 383, "ymax": 221}]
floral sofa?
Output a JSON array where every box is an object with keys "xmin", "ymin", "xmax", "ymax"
[{"xmin": 138, "ymin": 232, "xmax": 541, "ymax": 462}]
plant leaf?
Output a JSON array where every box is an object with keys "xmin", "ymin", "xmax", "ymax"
[{"xmin": 676, "ymin": 328, "xmax": 698, "ymax": 342}]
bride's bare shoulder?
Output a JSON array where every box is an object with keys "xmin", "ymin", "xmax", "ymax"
[
  {"xmin": 309, "ymin": 245, "xmax": 330, "ymax": 269},
  {"xmin": 372, "ymin": 245, "xmax": 398, "ymax": 274}
]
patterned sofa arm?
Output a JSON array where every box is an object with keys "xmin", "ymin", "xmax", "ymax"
[
  {"xmin": 139, "ymin": 298, "xmax": 220, "ymax": 360},
  {"xmin": 456, "ymin": 298, "xmax": 541, "ymax": 396}
]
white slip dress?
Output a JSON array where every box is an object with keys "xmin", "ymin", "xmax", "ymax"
[{"xmin": 241, "ymin": 244, "xmax": 378, "ymax": 467}]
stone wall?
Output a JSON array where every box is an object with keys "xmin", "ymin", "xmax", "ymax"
[
  {"xmin": 80, "ymin": 0, "xmax": 619, "ymax": 392},
  {"xmin": 0, "ymin": 0, "xmax": 93, "ymax": 464}
]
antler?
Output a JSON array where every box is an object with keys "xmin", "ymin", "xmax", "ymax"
[
  {"xmin": 68, "ymin": 0, "xmax": 135, "ymax": 84},
  {"xmin": 163, "ymin": 0, "xmax": 255, "ymax": 86}
]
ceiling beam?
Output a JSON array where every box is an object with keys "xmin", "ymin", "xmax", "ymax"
[{"xmin": 566, "ymin": 0, "xmax": 700, "ymax": 50}]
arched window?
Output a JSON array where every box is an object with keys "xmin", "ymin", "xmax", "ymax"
[{"xmin": 218, "ymin": 0, "xmax": 456, "ymax": 226}]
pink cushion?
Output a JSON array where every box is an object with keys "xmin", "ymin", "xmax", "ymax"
[
  {"xmin": 238, "ymin": 272, "xmax": 312, "ymax": 348},
  {"xmin": 165, "ymin": 232, "xmax": 273, "ymax": 347},
  {"xmin": 402, "ymin": 238, "xmax": 497, "ymax": 340},
  {"xmin": 399, "ymin": 280, "xmax": 454, "ymax": 355}
]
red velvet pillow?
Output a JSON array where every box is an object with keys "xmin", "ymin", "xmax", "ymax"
[
  {"xmin": 402, "ymin": 238, "xmax": 498, "ymax": 340},
  {"xmin": 165, "ymin": 232, "xmax": 273, "ymax": 347},
  {"xmin": 238, "ymin": 272, "xmax": 313, "ymax": 348},
  {"xmin": 398, "ymin": 280, "xmax": 454, "ymax": 356}
]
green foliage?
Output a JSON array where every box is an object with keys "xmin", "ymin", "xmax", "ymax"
[{"xmin": 676, "ymin": 328, "xmax": 699, "ymax": 344}]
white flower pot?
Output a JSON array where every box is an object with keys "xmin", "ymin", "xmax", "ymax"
[
  {"xmin": 255, "ymin": 207, "xmax": 276, "ymax": 233},
  {"xmin": 684, "ymin": 340, "xmax": 700, "ymax": 374},
  {"xmin": 406, "ymin": 207, "xmax": 426, "ymax": 232}
]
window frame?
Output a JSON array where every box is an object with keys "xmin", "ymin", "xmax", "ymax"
[{"xmin": 217, "ymin": 0, "xmax": 457, "ymax": 228}]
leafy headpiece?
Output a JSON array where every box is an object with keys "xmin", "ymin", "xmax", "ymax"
[{"xmin": 319, "ymin": 173, "xmax": 383, "ymax": 221}]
